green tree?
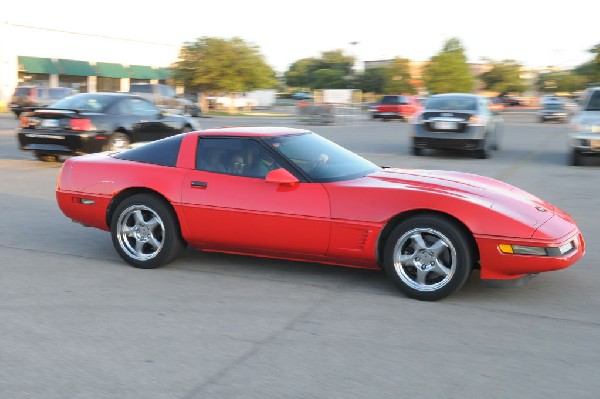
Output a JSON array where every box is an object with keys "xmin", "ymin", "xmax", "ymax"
[
  {"xmin": 284, "ymin": 49, "xmax": 355, "ymax": 89},
  {"xmin": 422, "ymin": 38, "xmax": 474, "ymax": 94},
  {"xmin": 573, "ymin": 43, "xmax": 600, "ymax": 85},
  {"xmin": 382, "ymin": 57, "xmax": 415, "ymax": 94},
  {"xmin": 356, "ymin": 67, "xmax": 387, "ymax": 93},
  {"xmin": 172, "ymin": 37, "xmax": 277, "ymax": 94},
  {"xmin": 480, "ymin": 59, "xmax": 526, "ymax": 94},
  {"xmin": 537, "ymin": 71, "xmax": 587, "ymax": 93}
]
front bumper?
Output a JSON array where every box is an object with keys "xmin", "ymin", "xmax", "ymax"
[{"xmin": 475, "ymin": 230, "xmax": 585, "ymax": 280}]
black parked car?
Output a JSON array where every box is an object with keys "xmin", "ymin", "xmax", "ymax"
[{"xmin": 17, "ymin": 92, "xmax": 200, "ymax": 161}]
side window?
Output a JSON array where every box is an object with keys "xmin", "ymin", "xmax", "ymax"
[
  {"xmin": 128, "ymin": 98, "xmax": 160, "ymax": 116},
  {"xmin": 160, "ymin": 85, "xmax": 176, "ymax": 97},
  {"xmin": 115, "ymin": 98, "xmax": 133, "ymax": 115},
  {"xmin": 196, "ymin": 138, "xmax": 280, "ymax": 178}
]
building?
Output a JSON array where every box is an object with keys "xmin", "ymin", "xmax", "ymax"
[{"xmin": 0, "ymin": 22, "xmax": 182, "ymax": 109}]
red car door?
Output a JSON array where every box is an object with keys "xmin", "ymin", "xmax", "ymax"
[{"xmin": 180, "ymin": 169, "xmax": 331, "ymax": 256}]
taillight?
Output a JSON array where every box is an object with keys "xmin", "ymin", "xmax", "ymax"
[
  {"xmin": 70, "ymin": 119, "xmax": 95, "ymax": 131},
  {"xmin": 20, "ymin": 115, "xmax": 29, "ymax": 128}
]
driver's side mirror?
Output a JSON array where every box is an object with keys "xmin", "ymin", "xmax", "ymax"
[{"xmin": 265, "ymin": 168, "xmax": 299, "ymax": 186}]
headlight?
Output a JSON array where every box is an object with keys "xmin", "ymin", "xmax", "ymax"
[
  {"xmin": 498, "ymin": 242, "xmax": 575, "ymax": 256},
  {"xmin": 499, "ymin": 244, "xmax": 547, "ymax": 256}
]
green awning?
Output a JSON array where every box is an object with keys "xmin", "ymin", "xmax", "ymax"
[
  {"xmin": 95, "ymin": 62, "xmax": 129, "ymax": 78},
  {"xmin": 155, "ymin": 67, "xmax": 172, "ymax": 80},
  {"xmin": 18, "ymin": 56, "xmax": 59, "ymax": 74},
  {"xmin": 57, "ymin": 59, "xmax": 96, "ymax": 76},
  {"xmin": 129, "ymin": 65, "xmax": 161, "ymax": 80}
]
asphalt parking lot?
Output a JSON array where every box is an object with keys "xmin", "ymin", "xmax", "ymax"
[{"xmin": 1, "ymin": 110, "xmax": 599, "ymax": 399}]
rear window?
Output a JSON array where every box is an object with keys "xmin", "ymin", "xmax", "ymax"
[
  {"xmin": 544, "ymin": 103, "xmax": 564, "ymax": 110},
  {"xmin": 113, "ymin": 134, "xmax": 184, "ymax": 167},
  {"xmin": 48, "ymin": 88, "xmax": 73, "ymax": 100},
  {"xmin": 50, "ymin": 94, "xmax": 115, "ymax": 112},
  {"xmin": 129, "ymin": 84, "xmax": 153, "ymax": 94},
  {"xmin": 426, "ymin": 96, "xmax": 477, "ymax": 111},
  {"xmin": 381, "ymin": 96, "xmax": 399, "ymax": 105},
  {"xmin": 14, "ymin": 87, "xmax": 31, "ymax": 96}
]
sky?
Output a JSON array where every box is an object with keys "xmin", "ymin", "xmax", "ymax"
[{"xmin": 4, "ymin": 0, "xmax": 599, "ymax": 72}]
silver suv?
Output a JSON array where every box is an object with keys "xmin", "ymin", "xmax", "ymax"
[
  {"xmin": 569, "ymin": 86, "xmax": 600, "ymax": 166},
  {"xmin": 128, "ymin": 83, "xmax": 187, "ymax": 115},
  {"xmin": 10, "ymin": 86, "xmax": 77, "ymax": 117}
]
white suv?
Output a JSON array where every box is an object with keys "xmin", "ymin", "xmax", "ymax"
[{"xmin": 569, "ymin": 86, "xmax": 600, "ymax": 166}]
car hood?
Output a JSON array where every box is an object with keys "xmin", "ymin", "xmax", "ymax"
[{"xmin": 338, "ymin": 168, "xmax": 562, "ymax": 233}]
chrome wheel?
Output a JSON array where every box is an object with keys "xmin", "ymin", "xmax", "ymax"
[
  {"xmin": 116, "ymin": 204, "xmax": 165, "ymax": 262},
  {"xmin": 383, "ymin": 214, "xmax": 473, "ymax": 301},
  {"xmin": 393, "ymin": 227, "xmax": 457, "ymax": 292}
]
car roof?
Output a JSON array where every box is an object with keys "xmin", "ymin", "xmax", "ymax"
[
  {"xmin": 197, "ymin": 126, "xmax": 312, "ymax": 138},
  {"xmin": 431, "ymin": 93, "xmax": 479, "ymax": 98}
]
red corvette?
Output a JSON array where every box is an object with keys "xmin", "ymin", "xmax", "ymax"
[{"xmin": 56, "ymin": 127, "xmax": 585, "ymax": 300}]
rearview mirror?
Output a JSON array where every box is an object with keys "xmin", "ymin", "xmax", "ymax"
[{"xmin": 265, "ymin": 168, "xmax": 299, "ymax": 186}]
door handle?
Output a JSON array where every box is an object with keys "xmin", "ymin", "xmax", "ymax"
[{"xmin": 190, "ymin": 181, "xmax": 208, "ymax": 188}]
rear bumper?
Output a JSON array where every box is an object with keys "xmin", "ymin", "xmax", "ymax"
[
  {"xmin": 18, "ymin": 130, "xmax": 108, "ymax": 155},
  {"xmin": 412, "ymin": 125, "xmax": 488, "ymax": 150}
]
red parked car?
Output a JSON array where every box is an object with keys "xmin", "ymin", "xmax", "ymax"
[
  {"xmin": 372, "ymin": 95, "xmax": 424, "ymax": 121},
  {"xmin": 55, "ymin": 127, "xmax": 585, "ymax": 301}
]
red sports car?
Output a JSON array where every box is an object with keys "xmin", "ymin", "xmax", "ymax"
[{"xmin": 56, "ymin": 127, "xmax": 585, "ymax": 301}]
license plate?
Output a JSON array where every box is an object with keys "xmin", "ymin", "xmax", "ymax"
[
  {"xmin": 592, "ymin": 140, "xmax": 600, "ymax": 149},
  {"xmin": 435, "ymin": 121, "xmax": 457, "ymax": 130},
  {"xmin": 559, "ymin": 241, "xmax": 573, "ymax": 254},
  {"xmin": 41, "ymin": 119, "xmax": 60, "ymax": 128}
]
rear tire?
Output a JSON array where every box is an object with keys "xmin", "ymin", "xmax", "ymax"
[
  {"xmin": 105, "ymin": 132, "xmax": 131, "ymax": 152},
  {"xmin": 110, "ymin": 194, "xmax": 184, "ymax": 269},
  {"xmin": 570, "ymin": 150, "xmax": 583, "ymax": 166},
  {"xmin": 383, "ymin": 214, "xmax": 474, "ymax": 301},
  {"xmin": 34, "ymin": 152, "xmax": 59, "ymax": 162}
]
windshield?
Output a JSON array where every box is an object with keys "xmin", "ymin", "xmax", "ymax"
[
  {"xmin": 426, "ymin": 96, "xmax": 477, "ymax": 111},
  {"xmin": 585, "ymin": 91, "xmax": 600, "ymax": 111},
  {"xmin": 49, "ymin": 94, "xmax": 114, "ymax": 112},
  {"xmin": 264, "ymin": 132, "xmax": 379, "ymax": 183}
]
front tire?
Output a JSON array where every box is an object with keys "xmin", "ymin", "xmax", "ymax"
[
  {"xmin": 111, "ymin": 194, "xmax": 184, "ymax": 269},
  {"xmin": 383, "ymin": 214, "xmax": 474, "ymax": 301}
]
